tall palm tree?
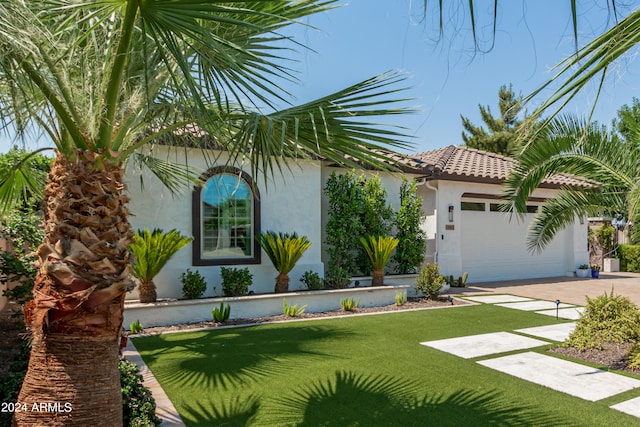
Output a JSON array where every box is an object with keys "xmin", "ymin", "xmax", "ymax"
[
  {"xmin": 503, "ymin": 114, "xmax": 640, "ymax": 252},
  {"xmin": 0, "ymin": 2, "xmax": 414, "ymax": 425}
]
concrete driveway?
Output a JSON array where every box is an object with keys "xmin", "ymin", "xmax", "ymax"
[{"xmin": 450, "ymin": 272, "xmax": 640, "ymax": 306}]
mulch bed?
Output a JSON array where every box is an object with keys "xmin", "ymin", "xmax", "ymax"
[{"xmin": 550, "ymin": 342, "xmax": 640, "ymax": 374}]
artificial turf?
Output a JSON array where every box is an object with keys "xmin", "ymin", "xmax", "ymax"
[{"xmin": 132, "ymin": 303, "xmax": 640, "ymax": 426}]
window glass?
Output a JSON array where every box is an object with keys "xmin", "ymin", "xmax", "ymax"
[
  {"xmin": 201, "ymin": 174, "xmax": 253, "ymax": 259},
  {"xmin": 461, "ymin": 201, "xmax": 486, "ymax": 211}
]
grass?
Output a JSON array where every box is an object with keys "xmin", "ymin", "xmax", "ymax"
[{"xmin": 132, "ymin": 304, "xmax": 640, "ymax": 426}]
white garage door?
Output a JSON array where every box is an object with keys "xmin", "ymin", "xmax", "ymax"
[{"xmin": 460, "ymin": 203, "xmax": 569, "ymax": 282}]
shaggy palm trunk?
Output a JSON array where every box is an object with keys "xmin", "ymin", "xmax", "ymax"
[
  {"xmin": 275, "ymin": 273, "xmax": 289, "ymax": 293},
  {"xmin": 138, "ymin": 280, "xmax": 157, "ymax": 303},
  {"xmin": 371, "ymin": 269, "xmax": 384, "ymax": 286},
  {"xmin": 14, "ymin": 152, "xmax": 134, "ymax": 427}
]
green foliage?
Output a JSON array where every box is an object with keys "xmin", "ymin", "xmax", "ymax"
[
  {"xmin": 593, "ymin": 223, "xmax": 616, "ymax": 253},
  {"xmin": 300, "ymin": 271, "xmax": 323, "ymax": 291},
  {"xmin": 130, "ymin": 320, "xmax": 144, "ymax": 335},
  {"xmin": 130, "ymin": 229, "xmax": 193, "ymax": 284},
  {"xmin": 212, "ymin": 303, "xmax": 231, "ymax": 323},
  {"xmin": 181, "ymin": 269, "xmax": 207, "ymax": 299},
  {"xmin": 357, "ymin": 175, "xmax": 394, "ymax": 273},
  {"xmin": 0, "ymin": 252, "xmax": 36, "ymax": 308},
  {"xmin": 415, "ymin": 263, "xmax": 446, "ymax": 299},
  {"xmin": 447, "ymin": 272, "xmax": 469, "ymax": 288},
  {"xmin": 393, "ymin": 176, "xmax": 427, "ymax": 274},
  {"xmin": 359, "ymin": 235, "xmax": 399, "ymax": 270},
  {"xmin": 395, "ymin": 290, "xmax": 407, "ymax": 306},
  {"xmin": 0, "ymin": 341, "xmax": 29, "ymax": 427},
  {"xmin": 0, "ymin": 148, "xmax": 52, "ymax": 213},
  {"xmin": 283, "ymin": 298, "xmax": 306, "ymax": 317},
  {"xmin": 257, "ymin": 231, "xmax": 311, "ymax": 274},
  {"xmin": 119, "ymin": 359, "xmax": 162, "ymax": 427},
  {"xmin": 220, "ymin": 267, "xmax": 252, "ymax": 297},
  {"xmin": 461, "ymin": 84, "xmax": 528, "ymax": 156},
  {"xmin": 565, "ymin": 290, "xmax": 640, "ymax": 350},
  {"xmin": 1, "ymin": 210, "xmax": 44, "ymax": 255},
  {"xmin": 629, "ymin": 343, "xmax": 640, "ymax": 370},
  {"xmin": 618, "ymin": 244, "xmax": 640, "ymax": 272},
  {"xmin": 340, "ymin": 296, "xmax": 360, "ymax": 311},
  {"xmin": 323, "ymin": 265, "xmax": 351, "ymax": 289}
]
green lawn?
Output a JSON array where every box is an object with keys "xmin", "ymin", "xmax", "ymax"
[{"xmin": 133, "ymin": 304, "xmax": 640, "ymax": 426}]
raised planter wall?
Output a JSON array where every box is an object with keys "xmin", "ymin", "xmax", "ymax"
[{"xmin": 124, "ymin": 285, "xmax": 410, "ymax": 328}]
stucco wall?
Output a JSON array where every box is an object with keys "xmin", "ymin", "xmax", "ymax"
[{"xmin": 125, "ymin": 147, "xmax": 324, "ymax": 299}]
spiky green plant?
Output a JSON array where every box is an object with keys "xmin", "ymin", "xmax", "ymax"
[
  {"xmin": 257, "ymin": 231, "xmax": 312, "ymax": 293},
  {"xmin": 359, "ymin": 235, "xmax": 399, "ymax": 286},
  {"xmin": 283, "ymin": 298, "xmax": 306, "ymax": 317},
  {"xmin": 130, "ymin": 228, "xmax": 193, "ymax": 303},
  {"xmin": 212, "ymin": 303, "xmax": 231, "ymax": 323}
]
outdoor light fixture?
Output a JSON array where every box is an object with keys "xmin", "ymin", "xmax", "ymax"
[
  {"xmin": 448, "ymin": 205, "xmax": 454, "ymax": 222},
  {"xmin": 555, "ymin": 299, "xmax": 561, "ymax": 319},
  {"xmin": 447, "ymin": 295, "xmax": 454, "ymax": 305}
]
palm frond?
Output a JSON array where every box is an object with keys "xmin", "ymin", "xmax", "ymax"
[
  {"xmin": 130, "ymin": 152, "xmax": 201, "ymax": 196},
  {"xmin": 129, "ymin": 228, "xmax": 193, "ymax": 282},
  {"xmin": 0, "ymin": 148, "xmax": 51, "ymax": 214},
  {"xmin": 359, "ymin": 235, "xmax": 399, "ymax": 270},
  {"xmin": 257, "ymin": 231, "xmax": 311, "ymax": 274}
]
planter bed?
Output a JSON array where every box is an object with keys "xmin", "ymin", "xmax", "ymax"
[{"xmin": 124, "ymin": 284, "xmax": 410, "ymax": 328}]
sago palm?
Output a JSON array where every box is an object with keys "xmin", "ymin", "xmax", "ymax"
[
  {"xmin": 359, "ymin": 235, "xmax": 399, "ymax": 286},
  {"xmin": 129, "ymin": 228, "xmax": 193, "ymax": 303},
  {"xmin": 257, "ymin": 231, "xmax": 311, "ymax": 293},
  {"xmin": 504, "ymin": 114, "xmax": 640, "ymax": 252},
  {"xmin": 0, "ymin": 1, "xmax": 414, "ymax": 425}
]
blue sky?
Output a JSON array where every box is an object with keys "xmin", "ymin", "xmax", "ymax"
[{"xmin": 1, "ymin": 0, "xmax": 638, "ymax": 155}]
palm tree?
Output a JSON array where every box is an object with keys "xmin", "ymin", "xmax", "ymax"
[
  {"xmin": 503, "ymin": 114, "xmax": 639, "ymax": 252},
  {"xmin": 129, "ymin": 228, "xmax": 193, "ymax": 303},
  {"xmin": 257, "ymin": 231, "xmax": 312, "ymax": 293},
  {"xmin": 0, "ymin": 2, "xmax": 414, "ymax": 425}
]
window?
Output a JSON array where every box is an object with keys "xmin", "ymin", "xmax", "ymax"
[
  {"xmin": 192, "ymin": 167, "xmax": 260, "ymax": 265},
  {"xmin": 461, "ymin": 201, "xmax": 486, "ymax": 211}
]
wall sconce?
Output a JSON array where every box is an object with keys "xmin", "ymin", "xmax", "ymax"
[{"xmin": 448, "ymin": 205, "xmax": 454, "ymax": 222}]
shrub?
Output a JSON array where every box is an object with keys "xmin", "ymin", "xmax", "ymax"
[
  {"xmin": 619, "ymin": 244, "xmax": 640, "ymax": 272},
  {"xmin": 395, "ymin": 291, "xmax": 407, "ymax": 306},
  {"xmin": 300, "ymin": 271, "xmax": 323, "ymax": 290},
  {"xmin": 565, "ymin": 289, "xmax": 640, "ymax": 350},
  {"xmin": 283, "ymin": 298, "xmax": 306, "ymax": 317},
  {"xmin": 220, "ymin": 267, "xmax": 252, "ymax": 296},
  {"xmin": 181, "ymin": 269, "xmax": 207, "ymax": 299},
  {"xmin": 212, "ymin": 303, "xmax": 231, "ymax": 323},
  {"xmin": 129, "ymin": 320, "xmax": 144, "ymax": 334},
  {"xmin": 120, "ymin": 359, "xmax": 162, "ymax": 427},
  {"xmin": 324, "ymin": 265, "xmax": 351, "ymax": 289},
  {"xmin": 393, "ymin": 176, "xmax": 427, "ymax": 274},
  {"xmin": 340, "ymin": 297, "xmax": 360, "ymax": 311},
  {"xmin": 415, "ymin": 263, "xmax": 446, "ymax": 299}
]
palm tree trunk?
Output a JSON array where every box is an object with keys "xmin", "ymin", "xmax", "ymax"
[
  {"xmin": 274, "ymin": 273, "xmax": 290, "ymax": 293},
  {"xmin": 138, "ymin": 280, "xmax": 157, "ymax": 303},
  {"xmin": 371, "ymin": 269, "xmax": 385, "ymax": 286},
  {"xmin": 14, "ymin": 152, "xmax": 134, "ymax": 427}
]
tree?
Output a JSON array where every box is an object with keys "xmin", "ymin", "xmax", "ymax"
[
  {"xmin": 613, "ymin": 97, "xmax": 640, "ymax": 144},
  {"xmin": 461, "ymin": 84, "xmax": 525, "ymax": 155},
  {"xmin": 0, "ymin": 2, "xmax": 414, "ymax": 425},
  {"xmin": 393, "ymin": 176, "xmax": 426, "ymax": 274},
  {"xmin": 504, "ymin": 114, "xmax": 638, "ymax": 252}
]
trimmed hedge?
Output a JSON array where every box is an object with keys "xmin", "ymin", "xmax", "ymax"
[{"xmin": 618, "ymin": 244, "xmax": 640, "ymax": 272}]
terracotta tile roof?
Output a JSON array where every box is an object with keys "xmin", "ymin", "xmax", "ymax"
[{"xmin": 413, "ymin": 145, "xmax": 592, "ymax": 188}]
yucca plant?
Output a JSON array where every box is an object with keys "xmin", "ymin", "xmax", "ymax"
[
  {"xmin": 359, "ymin": 235, "xmax": 399, "ymax": 286},
  {"xmin": 257, "ymin": 231, "xmax": 312, "ymax": 293},
  {"xmin": 130, "ymin": 228, "xmax": 193, "ymax": 303}
]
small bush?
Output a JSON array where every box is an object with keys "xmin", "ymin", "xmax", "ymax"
[
  {"xmin": 181, "ymin": 269, "xmax": 207, "ymax": 299},
  {"xmin": 130, "ymin": 320, "xmax": 143, "ymax": 334},
  {"xmin": 283, "ymin": 298, "xmax": 306, "ymax": 317},
  {"xmin": 120, "ymin": 359, "xmax": 162, "ymax": 427},
  {"xmin": 415, "ymin": 263, "xmax": 446, "ymax": 299},
  {"xmin": 340, "ymin": 297, "xmax": 360, "ymax": 311},
  {"xmin": 619, "ymin": 244, "xmax": 640, "ymax": 272},
  {"xmin": 395, "ymin": 291, "xmax": 407, "ymax": 306},
  {"xmin": 300, "ymin": 271, "xmax": 323, "ymax": 290},
  {"xmin": 324, "ymin": 265, "xmax": 351, "ymax": 289},
  {"xmin": 212, "ymin": 303, "xmax": 231, "ymax": 323},
  {"xmin": 565, "ymin": 289, "xmax": 640, "ymax": 350},
  {"xmin": 220, "ymin": 267, "xmax": 252, "ymax": 296}
]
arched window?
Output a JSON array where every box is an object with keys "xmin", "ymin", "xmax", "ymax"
[{"xmin": 192, "ymin": 167, "xmax": 260, "ymax": 265}]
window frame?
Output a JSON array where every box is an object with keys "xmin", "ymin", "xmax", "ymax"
[{"xmin": 192, "ymin": 166, "xmax": 261, "ymax": 266}]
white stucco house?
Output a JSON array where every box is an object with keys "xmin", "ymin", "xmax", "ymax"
[{"xmin": 124, "ymin": 144, "xmax": 589, "ymax": 300}]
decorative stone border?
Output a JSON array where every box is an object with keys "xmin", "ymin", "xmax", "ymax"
[{"xmin": 124, "ymin": 284, "xmax": 410, "ymax": 328}]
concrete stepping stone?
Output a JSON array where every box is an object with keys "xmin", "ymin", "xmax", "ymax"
[
  {"xmin": 611, "ymin": 396, "xmax": 640, "ymax": 418},
  {"xmin": 514, "ymin": 323, "xmax": 576, "ymax": 342},
  {"xmin": 478, "ymin": 352, "xmax": 640, "ymax": 401},
  {"xmin": 464, "ymin": 295, "xmax": 534, "ymax": 304},
  {"xmin": 495, "ymin": 300, "xmax": 574, "ymax": 311},
  {"xmin": 421, "ymin": 332, "xmax": 549, "ymax": 359},
  {"xmin": 536, "ymin": 307, "xmax": 585, "ymax": 320}
]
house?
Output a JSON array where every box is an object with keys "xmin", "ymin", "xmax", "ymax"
[{"xmin": 124, "ymin": 144, "xmax": 589, "ymax": 300}]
